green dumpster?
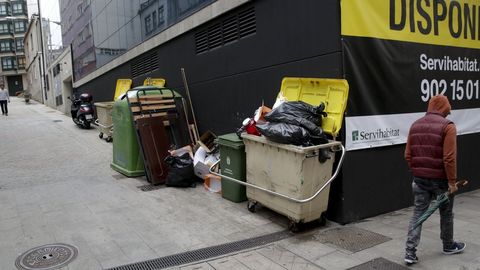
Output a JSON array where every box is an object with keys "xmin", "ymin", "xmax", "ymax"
[
  {"xmin": 110, "ymin": 96, "xmax": 145, "ymax": 177},
  {"xmin": 218, "ymin": 133, "xmax": 247, "ymax": 202}
]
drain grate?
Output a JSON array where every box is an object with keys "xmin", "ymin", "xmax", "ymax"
[
  {"xmin": 52, "ymin": 120, "xmax": 63, "ymax": 122},
  {"xmin": 15, "ymin": 243, "xmax": 78, "ymax": 270},
  {"xmin": 106, "ymin": 230, "xmax": 291, "ymax": 270},
  {"xmin": 137, "ymin": 184, "xmax": 166, "ymax": 192},
  {"xmin": 315, "ymin": 227, "xmax": 391, "ymax": 253},
  {"xmin": 347, "ymin": 257, "xmax": 408, "ymax": 270}
]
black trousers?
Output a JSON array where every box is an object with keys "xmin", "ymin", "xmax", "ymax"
[{"xmin": 0, "ymin": 100, "xmax": 8, "ymax": 114}]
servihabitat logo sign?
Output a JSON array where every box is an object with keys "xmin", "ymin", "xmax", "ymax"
[
  {"xmin": 352, "ymin": 128, "xmax": 400, "ymax": 142},
  {"xmin": 345, "ymin": 113, "xmax": 424, "ymax": 151}
]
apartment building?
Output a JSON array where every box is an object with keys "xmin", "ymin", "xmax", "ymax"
[{"xmin": 0, "ymin": 0, "xmax": 28, "ymax": 95}]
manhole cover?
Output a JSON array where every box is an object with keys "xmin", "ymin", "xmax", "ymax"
[
  {"xmin": 52, "ymin": 120, "xmax": 63, "ymax": 123},
  {"xmin": 315, "ymin": 227, "xmax": 391, "ymax": 252},
  {"xmin": 347, "ymin": 257, "xmax": 408, "ymax": 270},
  {"xmin": 15, "ymin": 243, "xmax": 78, "ymax": 270}
]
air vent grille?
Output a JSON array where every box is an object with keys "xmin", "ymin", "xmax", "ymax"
[
  {"xmin": 195, "ymin": 6, "xmax": 256, "ymax": 54},
  {"xmin": 131, "ymin": 51, "xmax": 159, "ymax": 78}
]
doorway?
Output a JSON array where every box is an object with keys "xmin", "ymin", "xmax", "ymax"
[
  {"xmin": 7, "ymin": 75, "xmax": 23, "ymax": 96},
  {"xmin": 63, "ymin": 78, "xmax": 73, "ymax": 115}
]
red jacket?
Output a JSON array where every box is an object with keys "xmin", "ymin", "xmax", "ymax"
[{"xmin": 405, "ymin": 95, "xmax": 457, "ymax": 185}]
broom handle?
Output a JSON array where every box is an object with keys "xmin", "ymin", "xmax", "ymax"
[{"xmin": 181, "ymin": 68, "xmax": 200, "ymax": 141}]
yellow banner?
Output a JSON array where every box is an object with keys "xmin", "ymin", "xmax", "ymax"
[{"xmin": 341, "ymin": 0, "xmax": 480, "ymax": 49}]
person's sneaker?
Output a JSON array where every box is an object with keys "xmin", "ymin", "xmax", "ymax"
[
  {"xmin": 443, "ymin": 242, "xmax": 466, "ymax": 255},
  {"xmin": 404, "ymin": 254, "xmax": 418, "ymax": 264}
]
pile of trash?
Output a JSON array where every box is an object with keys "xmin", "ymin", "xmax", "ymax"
[
  {"xmin": 163, "ymin": 132, "xmax": 220, "ymax": 189},
  {"xmin": 237, "ymin": 100, "xmax": 329, "ymax": 147}
]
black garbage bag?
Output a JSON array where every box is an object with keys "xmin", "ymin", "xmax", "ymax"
[
  {"xmin": 256, "ymin": 122, "xmax": 318, "ymax": 146},
  {"xmin": 164, "ymin": 153, "xmax": 196, "ymax": 188},
  {"xmin": 256, "ymin": 122, "xmax": 330, "ymax": 162},
  {"xmin": 265, "ymin": 101, "xmax": 326, "ymax": 127}
]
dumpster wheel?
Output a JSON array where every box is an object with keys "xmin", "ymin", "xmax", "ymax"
[
  {"xmin": 288, "ymin": 220, "xmax": 300, "ymax": 233},
  {"xmin": 317, "ymin": 212, "xmax": 327, "ymax": 227},
  {"xmin": 99, "ymin": 132, "xmax": 104, "ymax": 139},
  {"xmin": 247, "ymin": 201, "xmax": 257, "ymax": 213},
  {"xmin": 106, "ymin": 136, "xmax": 113, "ymax": 143}
]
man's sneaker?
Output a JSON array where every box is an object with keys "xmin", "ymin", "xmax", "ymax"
[
  {"xmin": 404, "ymin": 254, "xmax": 418, "ymax": 265},
  {"xmin": 443, "ymin": 242, "xmax": 466, "ymax": 255}
]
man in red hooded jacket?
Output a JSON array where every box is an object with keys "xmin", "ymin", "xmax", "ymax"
[{"xmin": 404, "ymin": 95, "xmax": 465, "ymax": 265}]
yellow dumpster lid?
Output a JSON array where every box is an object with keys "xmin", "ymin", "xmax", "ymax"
[
  {"xmin": 277, "ymin": 77, "xmax": 349, "ymax": 137},
  {"xmin": 143, "ymin": 78, "xmax": 166, "ymax": 87},
  {"xmin": 114, "ymin": 79, "xmax": 132, "ymax": 100}
]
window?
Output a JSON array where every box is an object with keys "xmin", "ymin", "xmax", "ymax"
[
  {"xmin": 0, "ymin": 4, "xmax": 10, "ymax": 16},
  {"xmin": 15, "ymin": 37, "xmax": 23, "ymax": 51},
  {"xmin": 53, "ymin": 63, "xmax": 61, "ymax": 76},
  {"xmin": 158, "ymin": 6, "xmax": 165, "ymax": 24},
  {"xmin": 14, "ymin": 20, "xmax": 26, "ymax": 33},
  {"xmin": 2, "ymin": 57, "xmax": 16, "ymax": 71},
  {"xmin": 145, "ymin": 15, "xmax": 152, "ymax": 34},
  {"xmin": 0, "ymin": 39, "xmax": 12, "ymax": 52},
  {"xmin": 0, "ymin": 22, "xmax": 10, "ymax": 34},
  {"xmin": 17, "ymin": 56, "xmax": 25, "ymax": 69},
  {"xmin": 12, "ymin": 3, "xmax": 24, "ymax": 15}
]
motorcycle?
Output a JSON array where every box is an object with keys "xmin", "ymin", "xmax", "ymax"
[{"xmin": 68, "ymin": 93, "xmax": 95, "ymax": 129}]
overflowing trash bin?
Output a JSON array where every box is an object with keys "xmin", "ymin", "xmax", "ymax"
[
  {"xmin": 242, "ymin": 134, "xmax": 344, "ymax": 231},
  {"xmin": 210, "ymin": 77, "xmax": 349, "ymax": 231}
]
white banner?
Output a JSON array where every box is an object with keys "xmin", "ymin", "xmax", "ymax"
[{"xmin": 345, "ymin": 108, "xmax": 480, "ymax": 151}]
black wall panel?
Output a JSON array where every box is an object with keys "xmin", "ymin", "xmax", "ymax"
[{"xmin": 78, "ymin": 0, "xmax": 343, "ymax": 115}]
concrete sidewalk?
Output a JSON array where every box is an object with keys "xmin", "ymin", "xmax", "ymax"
[{"xmin": 1, "ymin": 97, "xmax": 479, "ymax": 270}]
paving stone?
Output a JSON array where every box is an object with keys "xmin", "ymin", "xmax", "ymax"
[
  {"xmin": 232, "ymin": 250, "xmax": 286, "ymax": 270},
  {"xmin": 180, "ymin": 262, "xmax": 216, "ymax": 270},
  {"xmin": 257, "ymin": 245, "xmax": 324, "ymax": 270},
  {"xmin": 208, "ymin": 256, "xmax": 250, "ymax": 270}
]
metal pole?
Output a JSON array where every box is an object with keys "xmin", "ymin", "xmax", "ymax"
[
  {"xmin": 180, "ymin": 68, "xmax": 200, "ymax": 140},
  {"xmin": 37, "ymin": 0, "xmax": 48, "ymax": 103}
]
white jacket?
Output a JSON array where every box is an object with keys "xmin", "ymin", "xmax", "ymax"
[{"xmin": 0, "ymin": 88, "xmax": 9, "ymax": 101}]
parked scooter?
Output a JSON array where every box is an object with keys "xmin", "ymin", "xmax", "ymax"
[{"xmin": 68, "ymin": 93, "xmax": 95, "ymax": 129}]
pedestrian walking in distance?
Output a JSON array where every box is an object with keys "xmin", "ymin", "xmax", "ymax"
[
  {"xmin": 0, "ymin": 83, "xmax": 9, "ymax": 116},
  {"xmin": 404, "ymin": 95, "xmax": 465, "ymax": 265}
]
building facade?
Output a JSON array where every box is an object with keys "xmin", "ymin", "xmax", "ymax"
[
  {"xmin": 46, "ymin": 46, "xmax": 72, "ymax": 114},
  {"xmin": 60, "ymin": 0, "xmax": 214, "ymax": 82},
  {"xmin": 23, "ymin": 14, "xmax": 48, "ymax": 103},
  {"xmin": 0, "ymin": 0, "xmax": 28, "ymax": 96}
]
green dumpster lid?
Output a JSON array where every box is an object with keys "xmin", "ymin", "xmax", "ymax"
[
  {"xmin": 218, "ymin": 133, "xmax": 244, "ymax": 149},
  {"xmin": 129, "ymin": 86, "xmax": 182, "ymax": 97}
]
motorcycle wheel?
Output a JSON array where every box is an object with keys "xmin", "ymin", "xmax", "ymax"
[{"xmin": 79, "ymin": 115, "xmax": 91, "ymax": 129}]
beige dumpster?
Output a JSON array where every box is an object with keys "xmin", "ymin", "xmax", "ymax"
[
  {"xmin": 241, "ymin": 133, "xmax": 342, "ymax": 230},
  {"xmin": 94, "ymin": 101, "xmax": 114, "ymax": 142}
]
